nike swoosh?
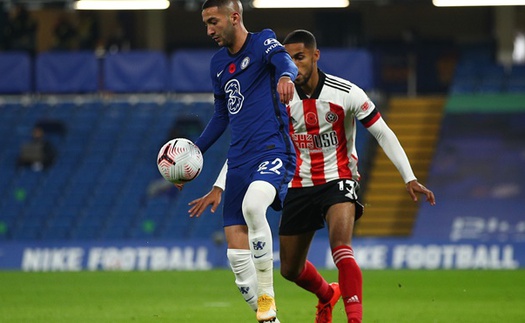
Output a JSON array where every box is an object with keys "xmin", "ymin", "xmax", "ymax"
[
  {"xmin": 254, "ymin": 253, "xmax": 267, "ymax": 259},
  {"xmin": 246, "ymin": 296, "xmax": 255, "ymax": 302},
  {"xmin": 216, "ymin": 70, "xmax": 223, "ymax": 78}
]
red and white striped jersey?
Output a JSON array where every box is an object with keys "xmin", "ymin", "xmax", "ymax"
[{"xmin": 287, "ymin": 70, "xmax": 381, "ymax": 188}]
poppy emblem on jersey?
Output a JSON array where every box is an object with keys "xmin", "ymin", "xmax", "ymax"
[
  {"xmin": 229, "ymin": 63, "xmax": 236, "ymax": 74},
  {"xmin": 241, "ymin": 57, "xmax": 250, "ymax": 70},
  {"xmin": 325, "ymin": 111, "xmax": 338, "ymax": 124},
  {"xmin": 305, "ymin": 112, "xmax": 317, "ymax": 125}
]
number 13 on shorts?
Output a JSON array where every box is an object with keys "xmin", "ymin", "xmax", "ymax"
[{"xmin": 339, "ymin": 179, "xmax": 359, "ymax": 200}]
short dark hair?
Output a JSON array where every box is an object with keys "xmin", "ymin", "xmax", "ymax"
[
  {"xmin": 202, "ymin": 0, "xmax": 241, "ymax": 12},
  {"xmin": 283, "ymin": 29, "xmax": 317, "ymax": 49}
]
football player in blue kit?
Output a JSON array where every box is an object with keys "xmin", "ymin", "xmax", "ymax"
[{"xmin": 190, "ymin": 0, "xmax": 298, "ymax": 322}]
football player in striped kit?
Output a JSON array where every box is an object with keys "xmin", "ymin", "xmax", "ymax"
[{"xmin": 278, "ymin": 29, "xmax": 435, "ymax": 323}]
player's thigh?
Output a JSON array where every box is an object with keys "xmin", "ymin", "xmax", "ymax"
[
  {"xmin": 325, "ymin": 202, "xmax": 357, "ymax": 248},
  {"xmin": 279, "ymin": 231, "xmax": 315, "ymax": 279},
  {"xmin": 224, "ymin": 224, "xmax": 250, "ymax": 249},
  {"xmin": 223, "ymin": 167, "xmax": 250, "ymax": 227},
  {"xmin": 253, "ymin": 153, "xmax": 296, "ymax": 211}
]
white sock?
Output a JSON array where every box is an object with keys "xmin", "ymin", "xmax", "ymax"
[
  {"xmin": 227, "ymin": 249, "xmax": 258, "ymax": 311},
  {"xmin": 242, "ymin": 180, "xmax": 276, "ymax": 298}
]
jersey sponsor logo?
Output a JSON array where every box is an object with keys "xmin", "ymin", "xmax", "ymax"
[
  {"xmin": 264, "ymin": 38, "xmax": 279, "ymax": 46},
  {"xmin": 225, "ymin": 79, "xmax": 244, "ymax": 114},
  {"xmin": 325, "ymin": 111, "xmax": 338, "ymax": 123},
  {"xmin": 361, "ymin": 101, "xmax": 370, "ymax": 111},
  {"xmin": 264, "ymin": 37, "xmax": 282, "ymax": 54},
  {"xmin": 292, "ymin": 134, "xmax": 315, "ymax": 149},
  {"xmin": 241, "ymin": 56, "xmax": 250, "ymax": 70},
  {"xmin": 292, "ymin": 131, "xmax": 339, "ymax": 151}
]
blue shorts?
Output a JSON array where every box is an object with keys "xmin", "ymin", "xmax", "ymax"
[{"xmin": 222, "ymin": 152, "xmax": 296, "ymax": 227}]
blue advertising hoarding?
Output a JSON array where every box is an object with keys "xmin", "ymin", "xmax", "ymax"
[{"xmin": 0, "ymin": 238, "xmax": 522, "ymax": 271}]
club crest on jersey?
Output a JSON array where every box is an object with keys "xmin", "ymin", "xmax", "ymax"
[
  {"xmin": 225, "ymin": 79, "xmax": 244, "ymax": 114},
  {"xmin": 325, "ymin": 111, "xmax": 338, "ymax": 123},
  {"xmin": 241, "ymin": 57, "xmax": 250, "ymax": 70}
]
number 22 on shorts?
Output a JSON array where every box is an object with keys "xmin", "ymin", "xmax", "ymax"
[{"xmin": 257, "ymin": 158, "xmax": 283, "ymax": 175}]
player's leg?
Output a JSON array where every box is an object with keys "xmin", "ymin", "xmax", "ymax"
[
  {"xmin": 242, "ymin": 180, "xmax": 278, "ymax": 322},
  {"xmin": 326, "ymin": 202, "xmax": 362, "ymax": 323},
  {"xmin": 225, "ymin": 225, "xmax": 258, "ymax": 312},
  {"xmin": 279, "ymin": 184, "xmax": 340, "ymax": 323},
  {"xmin": 222, "ymin": 169, "xmax": 261, "ymax": 314},
  {"xmin": 280, "ymin": 232, "xmax": 340, "ymax": 323}
]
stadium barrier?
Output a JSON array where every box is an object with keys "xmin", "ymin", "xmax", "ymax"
[
  {"xmin": 0, "ymin": 49, "xmax": 376, "ymax": 94},
  {"xmin": 0, "ymin": 237, "xmax": 522, "ymax": 271}
]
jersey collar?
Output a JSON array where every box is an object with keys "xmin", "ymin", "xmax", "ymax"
[{"xmin": 295, "ymin": 69, "xmax": 325, "ymax": 100}]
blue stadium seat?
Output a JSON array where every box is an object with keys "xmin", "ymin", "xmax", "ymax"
[{"xmin": 1, "ymin": 99, "xmax": 232, "ymax": 242}]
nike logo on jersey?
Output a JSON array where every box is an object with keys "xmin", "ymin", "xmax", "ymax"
[{"xmin": 216, "ymin": 70, "xmax": 223, "ymax": 78}]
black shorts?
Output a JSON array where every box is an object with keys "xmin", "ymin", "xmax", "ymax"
[{"xmin": 279, "ymin": 179, "xmax": 364, "ymax": 236}]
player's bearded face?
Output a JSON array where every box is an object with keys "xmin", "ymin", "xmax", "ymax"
[
  {"xmin": 202, "ymin": 7, "xmax": 235, "ymax": 47},
  {"xmin": 285, "ymin": 43, "xmax": 316, "ymax": 86}
]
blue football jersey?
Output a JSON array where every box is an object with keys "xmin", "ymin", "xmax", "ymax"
[{"xmin": 195, "ymin": 29, "xmax": 298, "ymax": 168}]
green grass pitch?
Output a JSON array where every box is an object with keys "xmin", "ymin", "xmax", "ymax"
[{"xmin": 0, "ymin": 269, "xmax": 523, "ymax": 322}]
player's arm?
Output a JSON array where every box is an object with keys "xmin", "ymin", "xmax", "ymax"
[
  {"xmin": 194, "ymin": 95, "xmax": 228, "ymax": 154},
  {"xmin": 188, "ymin": 160, "xmax": 227, "ymax": 217},
  {"xmin": 271, "ymin": 51, "xmax": 297, "ymax": 104},
  {"xmin": 365, "ymin": 116, "xmax": 436, "ymax": 205}
]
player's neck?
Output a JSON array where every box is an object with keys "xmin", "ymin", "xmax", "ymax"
[
  {"xmin": 303, "ymin": 71, "xmax": 320, "ymax": 97},
  {"xmin": 228, "ymin": 28, "xmax": 248, "ymax": 54}
]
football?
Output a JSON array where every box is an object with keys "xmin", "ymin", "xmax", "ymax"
[{"xmin": 156, "ymin": 138, "xmax": 203, "ymax": 184}]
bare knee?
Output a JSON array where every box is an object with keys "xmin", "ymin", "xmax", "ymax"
[{"xmin": 280, "ymin": 262, "xmax": 302, "ymax": 282}]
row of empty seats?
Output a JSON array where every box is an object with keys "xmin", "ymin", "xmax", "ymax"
[
  {"xmin": 0, "ymin": 99, "xmax": 229, "ymax": 241},
  {"xmin": 0, "ymin": 97, "xmax": 372, "ymax": 242},
  {"xmin": 450, "ymin": 46, "xmax": 525, "ymax": 94}
]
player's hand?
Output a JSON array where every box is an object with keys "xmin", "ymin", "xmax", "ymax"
[
  {"xmin": 188, "ymin": 186, "xmax": 223, "ymax": 218},
  {"xmin": 406, "ymin": 180, "xmax": 436, "ymax": 206},
  {"xmin": 277, "ymin": 76, "xmax": 295, "ymax": 105}
]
